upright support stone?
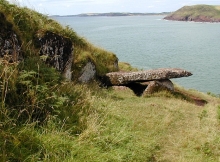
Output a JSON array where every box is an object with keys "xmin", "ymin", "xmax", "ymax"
[{"xmin": 143, "ymin": 79, "xmax": 174, "ymax": 95}]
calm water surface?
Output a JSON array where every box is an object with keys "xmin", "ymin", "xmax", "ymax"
[{"xmin": 53, "ymin": 16, "xmax": 220, "ymax": 94}]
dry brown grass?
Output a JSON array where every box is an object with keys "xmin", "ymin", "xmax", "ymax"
[{"xmin": 215, "ymin": 6, "xmax": 220, "ymax": 11}]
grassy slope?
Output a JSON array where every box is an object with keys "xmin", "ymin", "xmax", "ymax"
[
  {"xmin": 165, "ymin": 5, "xmax": 220, "ymax": 21},
  {"xmin": 29, "ymin": 86, "xmax": 220, "ymax": 161},
  {"xmin": 78, "ymin": 86, "xmax": 220, "ymax": 161},
  {"xmin": 0, "ymin": 1, "xmax": 220, "ymax": 162},
  {"xmin": 2, "ymin": 81, "xmax": 220, "ymax": 161}
]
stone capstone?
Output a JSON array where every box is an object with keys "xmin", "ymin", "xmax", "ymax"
[
  {"xmin": 78, "ymin": 61, "xmax": 96, "ymax": 83},
  {"xmin": 105, "ymin": 68, "xmax": 192, "ymax": 86},
  {"xmin": 0, "ymin": 12, "xmax": 22, "ymax": 62},
  {"xmin": 37, "ymin": 31, "xmax": 73, "ymax": 80}
]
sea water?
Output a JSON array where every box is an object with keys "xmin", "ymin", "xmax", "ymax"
[{"xmin": 53, "ymin": 15, "xmax": 220, "ymax": 95}]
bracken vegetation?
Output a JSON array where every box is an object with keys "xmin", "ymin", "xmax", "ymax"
[{"xmin": 0, "ymin": 1, "xmax": 220, "ymax": 161}]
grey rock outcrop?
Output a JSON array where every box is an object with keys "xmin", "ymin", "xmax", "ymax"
[
  {"xmin": 78, "ymin": 61, "xmax": 96, "ymax": 83},
  {"xmin": 0, "ymin": 13, "xmax": 22, "ymax": 62},
  {"xmin": 37, "ymin": 31, "xmax": 73, "ymax": 80},
  {"xmin": 105, "ymin": 68, "xmax": 192, "ymax": 86}
]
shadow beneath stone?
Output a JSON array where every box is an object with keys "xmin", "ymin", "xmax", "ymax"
[{"xmin": 126, "ymin": 82, "xmax": 148, "ymax": 96}]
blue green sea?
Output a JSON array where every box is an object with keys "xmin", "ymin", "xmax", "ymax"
[{"xmin": 53, "ymin": 15, "xmax": 220, "ymax": 95}]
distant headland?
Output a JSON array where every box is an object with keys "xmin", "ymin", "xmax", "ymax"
[
  {"xmin": 51, "ymin": 12, "xmax": 170, "ymax": 17},
  {"xmin": 164, "ymin": 5, "xmax": 220, "ymax": 22}
]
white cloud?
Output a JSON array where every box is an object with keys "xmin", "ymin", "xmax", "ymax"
[{"xmin": 147, "ymin": 5, "xmax": 155, "ymax": 8}]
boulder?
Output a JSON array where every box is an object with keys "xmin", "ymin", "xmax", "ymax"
[
  {"xmin": 105, "ymin": 68, "xmax": 192, "ymax": 86},
  {"xmin": 37, "ymin": 31, "xmax": 73, "ymax": 80},
  {"xmin": 0, "ymin": 12, "xmax": 22, "ymax": 62},
  {"xmin": 78, "ymin": 61, "xmax": 96, "ymax": 83}
]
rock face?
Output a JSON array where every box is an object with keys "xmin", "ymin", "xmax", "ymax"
[
  {"xmin": 105, "ymin": 68, "xmax": 192, "ymax": 86},
  {"xmin": 78, "ymin": 61, "xmax": 96, "ymax": 83},
  {"xmin": 37, "ymin": 31, "xmax": 74, "ymax": 80},
  {"xmin": 0, "ymin": 13, "xmax": 22, "ymax": 62}
]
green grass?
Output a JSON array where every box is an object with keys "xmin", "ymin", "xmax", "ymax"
[
  {"xmin": 181, "ymin": 5, "xmax": 220, "ymax": 18},
  {"xmin": 118, "ymin": 62, "xmax": 138, "ymax": 72},
  {"xmin": 3, "ymin": 79, "xmax": 220, "ymax": 161}
]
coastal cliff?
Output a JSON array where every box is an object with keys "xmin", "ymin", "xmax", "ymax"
[
  {"xmin": 0, "ymin": 0, "xmax": 118, "ymax": 82},
  {"xmin": 164, "ymin": 5, "xmax": 220, "ymax": 22}
]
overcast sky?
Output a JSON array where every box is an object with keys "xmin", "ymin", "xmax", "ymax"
[{"xmin": 7, "ymin": 0, "xmax": 220, "ymax": 15}]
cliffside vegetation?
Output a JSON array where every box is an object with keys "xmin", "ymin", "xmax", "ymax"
[
  {"xmin": 0, "ymin": 0, "xmax": 118, "ymax": 77},
  {"xmin": 164, "ymin": 5, "xmax": 220, "ymax": 22},
  {"xmin": 0, "ymin": 1, "xmax": 220, "ymax": 161}
]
